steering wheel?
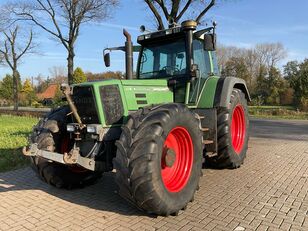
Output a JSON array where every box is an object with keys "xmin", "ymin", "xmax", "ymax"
[{"xmin": 162, "ymin": 66, "xmax": 180, "ymax": 74}]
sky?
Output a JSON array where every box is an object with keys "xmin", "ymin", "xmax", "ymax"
[{"xmin": 0, "ymin": 0, "xmax": 308, "ymax": 81}]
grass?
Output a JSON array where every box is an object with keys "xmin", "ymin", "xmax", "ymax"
[
  {"xmin": 0, "ymin": 115, "xmax": 38, "ymax": 172},
  {"xmin": 249, "ymin": 106, "xmax": 308, "ymax": 120}
]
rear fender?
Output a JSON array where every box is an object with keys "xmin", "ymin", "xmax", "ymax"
[{"xmin": 214, "ymin": 77, "xmax": 251, "ymax": 108}]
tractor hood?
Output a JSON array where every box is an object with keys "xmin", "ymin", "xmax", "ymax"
[
  {"xmin": 72, "ymin": 79, "xmax": 173, "ymax": 127},
  {"xmin": 120, "ymin": 79, "xmax": 173, "ymax": 111}
]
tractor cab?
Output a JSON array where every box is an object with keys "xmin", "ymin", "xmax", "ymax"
[
  {"xmin": 136, "ymin": 21, "xmax": 219, "ymax": 103},
  {"xmin": 104, "ymin": 20, "xmax": 219, "ymax": 105}
]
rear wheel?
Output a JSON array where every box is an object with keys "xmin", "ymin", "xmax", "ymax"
[
  {"xmin": 206, "ymin": 89, "xmax": 249, "ymax": 168},
  {"xmin": 114, "ymin": 104, "xmax": 203, "ymax": 216},
  {"xmin": 29, "ymin": 106, "xmax": 101, "ymax": 189}
]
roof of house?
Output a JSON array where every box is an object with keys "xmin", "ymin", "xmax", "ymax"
[{"xmin": 37, "ymin": 84, "xmax": 58, "ymax": 100}]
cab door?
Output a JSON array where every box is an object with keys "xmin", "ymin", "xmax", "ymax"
[{"xmin": 187, "ymin": 39, "xmax": 212, "ymax": 105}]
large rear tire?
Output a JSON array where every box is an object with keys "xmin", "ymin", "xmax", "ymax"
[
  {"xmin": 206, "ymin": 89, "xmax": 249, "ymax": 168},
  {"xmin": 114, "ymin": 104, "xmax": 203, "ymax": 216},
  {"xmin": 29, "ymin": 106, "xmax": 101, "ymax": 189}
]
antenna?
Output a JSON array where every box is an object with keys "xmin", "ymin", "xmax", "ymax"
[{"xmin": 212, "ymin": 21, "xmax": 217, "ymax": 35}]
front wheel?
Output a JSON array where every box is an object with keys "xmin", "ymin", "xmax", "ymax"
[
  {"xmin": 29, "ymin": 106, "xmax": 102, "ymax": 189},
  {"xmin": 114, "ymin": 104, "xmax": 203, "ymax": 216},
  {"xmin": 206, "ymin": 89, "xmax": 249, "ymax": 168}
]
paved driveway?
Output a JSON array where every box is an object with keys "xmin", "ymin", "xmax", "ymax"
[{"xmin": 0, "ymin": 119, "xmax": 307, "ymax": 231}]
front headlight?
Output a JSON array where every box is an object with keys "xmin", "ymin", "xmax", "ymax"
[
  {"xmin": 86, "ymin": 125, "xmax": 97, "ymax": 133},
  {"xmin": 67, "ymin": 124, "xmax": 75, "ymax": 132}
]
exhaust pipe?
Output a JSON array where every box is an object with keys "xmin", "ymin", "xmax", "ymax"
[
  {"xmin": 181, "ymin": 21, "xmax": 197, "ymax": 75},
  {"xmin": 123, "ymin": 29, "xmax": 133, "ymax": 80}
]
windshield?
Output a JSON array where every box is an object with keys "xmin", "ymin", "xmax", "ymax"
[{"xmin": 138, "ymin": 39, "xmax": 187, "ymax": 79}]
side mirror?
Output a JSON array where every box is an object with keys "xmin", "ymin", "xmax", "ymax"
[
  {"xmin": 104, "ymin": 52, "xmax": 110, "ymax": 67},
  {"xmin": 204, "ymin": 33, "xmax": 216, "ymax": 51}
]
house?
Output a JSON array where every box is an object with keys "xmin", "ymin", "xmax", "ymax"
[{"xmin": 37, "ymin": 84, "xmax": 59, "ymax": 105}]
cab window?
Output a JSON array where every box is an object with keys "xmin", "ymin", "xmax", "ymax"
[
  {"xmin": 193, "ymin": 39, "xmax": 211, "ymax": 78},
  {"xmin": 138, "ymin": 39, "xmax": 187, "ymax": 79}
]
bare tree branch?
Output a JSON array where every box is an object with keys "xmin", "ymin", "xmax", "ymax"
[
  {"xmin": 145, "ymin": 0, "xmax": 216, "ymax": 29},
  {"xmin": 156, "ymin": 0, "xmax": 169, "ymax": 21},
  {"xmin": 195, "ymin": 0, "xmax": 216, "ymax": 24},
  {"xmin": 176, "ymin": 0, "xmax": 192, "ymax": 22},
  {"xmin": 169, "ymin": 0, "xmax": 180, "ymax": 21},
  {"xmin": 16, "ymin": 30, "xmax": 33, "ymax": 60},
  {"xmin": 145, "ymin": 0, "xmax": 165, "ymax": 30}
]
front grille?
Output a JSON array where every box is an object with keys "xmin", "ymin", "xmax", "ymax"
[
  {"xmin": 72, "ymin": 86, "xmax": 99, "ymax": 124},
  {"xmin": 100, "ymin": 85, "xmax": 124, "ymax": 125}
]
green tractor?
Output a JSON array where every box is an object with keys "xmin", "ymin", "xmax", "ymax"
[{"xmin": 24, "ymin": 20, "xmax": 250, "ymax": 216}]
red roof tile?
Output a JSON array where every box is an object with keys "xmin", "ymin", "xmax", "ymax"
[{"xmin": 37, "ymin": 84, "xmax": 58, "ymax": 100}]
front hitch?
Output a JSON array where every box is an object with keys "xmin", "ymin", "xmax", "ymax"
[{"xmin": 22, "ymin": 144, "xmax": 96, "ymax": 171}]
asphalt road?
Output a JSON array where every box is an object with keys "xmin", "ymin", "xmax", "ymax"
[{"xmin": 250, "ymin": 118, "xmax": 308, "ymax": 141}]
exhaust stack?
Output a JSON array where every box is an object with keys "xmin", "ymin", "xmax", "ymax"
[{"xmin": 123, "ymin": 29, "xmax": 133, "ymax": 80}]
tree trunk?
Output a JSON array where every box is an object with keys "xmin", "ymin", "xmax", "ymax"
[
  {"xmin": 67, "ymin": 48, "xmax": 75, "ymax": 85},
  {"xmin": 13, "ymin": 69, "xmax": 19, "ymax": 111}
]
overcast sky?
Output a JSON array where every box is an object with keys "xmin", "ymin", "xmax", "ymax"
[{"xmin": 0, "ymin": 0, "xmax": 307, "ymax": 80}]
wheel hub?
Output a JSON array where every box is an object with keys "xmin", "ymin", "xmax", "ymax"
[{"xmin": 164, "ymin": 148, "xmax": 176, "ymax": 167}]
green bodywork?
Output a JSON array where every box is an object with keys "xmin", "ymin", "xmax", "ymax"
[{"xmin": 75, "ymin": 51, "xmax": 219, "ymax": 127}]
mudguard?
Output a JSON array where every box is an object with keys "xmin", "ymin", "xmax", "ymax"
[{"xmin": 214, "ymin": 77, "xmax": 251, "ymax": 108}]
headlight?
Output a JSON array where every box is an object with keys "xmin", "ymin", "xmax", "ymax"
[
  {"xmin": 87, "ymin": 125, "xmax": 97, "ymax": 133},
  {"xmin": 67, "ymin": 124, "xmax": 75, "ymax": 132}
]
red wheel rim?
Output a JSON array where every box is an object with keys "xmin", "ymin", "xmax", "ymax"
[
  {"xmin": 161, "ymin": 127, "xmax": 193, "ymax": 193},
  {"xmin": 231, "ymin": 104, "xmax": 246, "ymax": 154}
]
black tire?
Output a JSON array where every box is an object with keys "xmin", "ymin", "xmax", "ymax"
[
  {"xmin": 29, "ymin": 106, "xmax": 101, "ymax": 189},
  {"xmin": 114, "ymin": 104, "xmax": 203, "ymax": 216},
  {"xmin": 206, "ymin": 89, "xmax": 249, "ymax": 169}
]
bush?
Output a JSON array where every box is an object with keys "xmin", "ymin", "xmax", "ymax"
[
  {"xmin": 31, "ymin": 101, "xmax": 43, "ymax": 108},
  {"xmin": 300, "ymin": 98, "xmax": 308, "ymax": 112}
]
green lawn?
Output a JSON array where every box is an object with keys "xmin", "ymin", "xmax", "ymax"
[
  {"xmin": 249, "ymin": 106, "xmax": 308, "ymax": 120},
  {"xmin": 0, "ymin": 115, "xmax": 38, "ymax": 172}
]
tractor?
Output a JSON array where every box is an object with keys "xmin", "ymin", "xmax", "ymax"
[{"xmin": 23, "ymin": 20, "xmax": 250, "ymax": 216}]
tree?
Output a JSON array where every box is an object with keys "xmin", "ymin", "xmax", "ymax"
[
  {"xmin": 73, "ymin": 67, "xmax": 87, "ymax": 84},
  {"xmin": 283, "ymin": 61, "xmax": 299, "ymax": 85},
  {"xmin": 22, "ymin": 79, "xmax": 33, "ymax": 93},
  {"xmin": 217, "ymin": 42, "xmax": 288, "ymax": 105},
  {"xmin": 266, "ymin": 67, "xmax": 285, "ymax": 105},
  {"xmin": 86, "ymin": 71, "xmax": 124, "ymax": 81},
  {"xmin": 217, "ymin": 44, "xmax": 244, "ymax": 73},
  {"xmin": 10, "ymin": 0, "xmax": 119, "ymax": 84},
  {"xmin": 144, "ymin": 0, "xmax": 216, "ymax": 30},
  {"xmin": 34, "ymin": 74, "xmax": 49, "ymax": 93},
  {"xmin": 223, "ymin": 57, "xmax": 250, "ymax": 85},
  {"xmin": 49, "ymin": 65, "xmax": 67, "ymax": 84},
  {"xmin": 0, "ymin": 74, "xmax": 14, "ymax": 101},
  {"xmin": 283, "ymin": 60, "xmax": 308, "ymax": 110},
  {"xmin": 0, "ymin": 26, "xmax": 34, "ymax": 110},
  {"xmin": 21, "ymin": 78, "xmax": 37, "ymax": 106},
  {"xmin": 253, "ymin": 64, "xmax": 268, "ymax": 104},
  {"xmin": 255, "ymin": 43, "xmax": 287, "ymax": 69}
]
